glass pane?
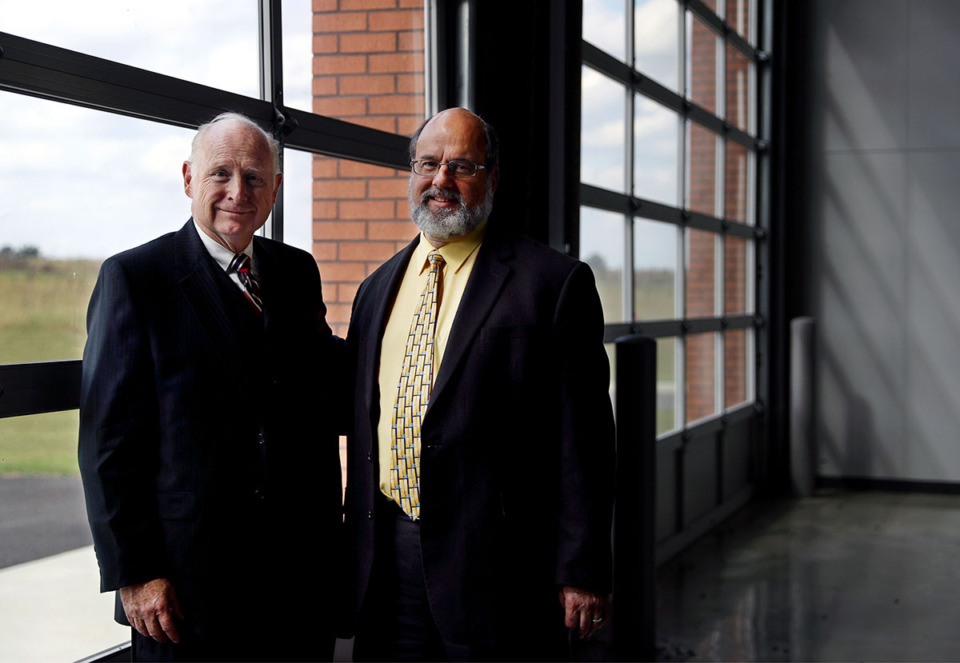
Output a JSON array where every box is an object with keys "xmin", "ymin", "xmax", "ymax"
[
  {"xmin": 634, "ymin": 95, "xmax": 679, "ymax": 206},
  {"xmin": 282, "ymin": 0, "xmax": 315, "ymax": 113},
  {"xmin": 281, "ymin": 150, "xmax": 316, "ymax": 256},
  {"xmin": 0, "ymin": 93, "xmax": 195, "ymax": 363},
  {"xmin": 0, "ymin": 411, "xmax": 82, "ymax": 476},
  {"xmin": 584, "ymin": 0, "xmax": 627, "ymax": 62},
  {"xmin": 725, "ymin": 43, "xmax": 752, "ymax": 133},
  {"xmin": 305, "ymin": 153, "xmax": 415, "ymax": 337},
  {"xmin": 685, "ymin": 229, "xmax": 717, "ymax": 318},
  {"xmin": 686, "ymin": 121, "xmax": 718, "ymax": 216},
  {"xmin": 657, "ymin": 336, "xmax": 679, "ymax": 435},
  {"xmin": 727, "ymin": 0, "xmax": 754, "ymax": 43},
  {"xmin": 724, "ymin": 328, "xmax": 749, "ymax": 408},
  {"xmin": 302, "ymin": 0, "xmax": 426, "ymax": 132},
  {"xmin": 634, "ymin": 219, "xmax": 677, "ymax": 321},
  {"xmin": 686, "ymin": 12, "xmax": 718, "ymax": 114},
  {"xmin": 725, "ymin": 140, "xmax": 750, "ymax": 223},
  {"xmin": 5, "ymin": 1, "xmax": 259, "ymax": 97},
  {"xmin": 635, "ymin": 0, "xmax": 680, "ymax": 93},
  {"xmin": 724, "ymin": 235, "xmax": 751, "ymax": 315},
  {"xmin": 582, "ymin": 68, "xmax": 627, "ymax": 194},
  {"xmin": 685, "ymin": 332, "xmax": 717, "ymax": 423},
  {"xmin": 0, "ymin": 412, "xmax": 129, "ymax": 659},
  {"xmin": 581, "ymin": 207, "xmax": 626, "ymax": 324}
]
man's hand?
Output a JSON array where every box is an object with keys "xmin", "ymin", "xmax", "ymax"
[
  {"xmin": 559, "ymin": 585, "xmax": 610, "ymax": 639},
  {"xmin": 119, "ymin": 578, "xmax": 184, "ymax": 644}
]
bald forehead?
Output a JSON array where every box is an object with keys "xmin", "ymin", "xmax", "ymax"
[
  {"xmin": 416, "ymin": 109, "xmax": 487, "ymax": 160},
  {"xmin": 194, "ymin": 120, "xmax": 276, "ymax": 173},
  {"xmin": 199, "ymin": 120, "xmax": 265, "ymax": 153},
  {"xmin": 424, "ymin": 108, "xmax": 484, "ymax": 132}
]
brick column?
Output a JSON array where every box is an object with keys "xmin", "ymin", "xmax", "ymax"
[{"xmin": 311, "ymin": 0, "xmax": 425, "ymax": 336}]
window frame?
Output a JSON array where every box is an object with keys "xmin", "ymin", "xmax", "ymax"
[
  {"xmin": 0, "ymin": 0, "xmax": 423, "ymax": 417},
  {"xmin": 580, "ymin": 0, "xmax": 766, "ymax": 442}
]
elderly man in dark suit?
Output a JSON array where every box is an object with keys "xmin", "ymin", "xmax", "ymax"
[
  {"xmin": 79, "ymin": 112, "xmax": 343, "ymax": 662},
  {"xmin": 343, "ymin": 107, "xmax": 616, "ymax": 661}
]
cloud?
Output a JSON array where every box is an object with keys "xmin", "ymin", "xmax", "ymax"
[
  {"xmin": 0, "ymin": 0, "xmax": 320, "ymax": 259},
  {"xmin": 6, "ymin": 1, "xmax": 261, "ymax": 97},
  {"xmin": 583, "ymin": 0, "xmax": 626, "ymax": 59}
]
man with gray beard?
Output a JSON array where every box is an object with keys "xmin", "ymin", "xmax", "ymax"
[{"xmin": 342, "ymin": 108, "xmax": 616, "ymax": 661}]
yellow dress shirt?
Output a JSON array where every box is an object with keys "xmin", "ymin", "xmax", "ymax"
[{"xmin": 377, "ymin": 223, "xmax": 486, "ymax": 499}]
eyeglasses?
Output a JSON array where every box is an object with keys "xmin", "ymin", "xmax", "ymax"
[{"xmin": 411, "ymin": 159, "xmax": 487, "ymax": 178}]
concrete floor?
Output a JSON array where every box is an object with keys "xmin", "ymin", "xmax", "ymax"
[
  {"xmin": 5, "ymin": 479, "xmax": 960, "ymax": 661},
  {"xmin": 655, "ymin": 489, "xmax": 960, "ymax": 662}
]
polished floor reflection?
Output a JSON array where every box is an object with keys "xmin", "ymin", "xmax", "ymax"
[{"xmin": 656, "ymin": 489, "xmax": 960, "ymax": 662}]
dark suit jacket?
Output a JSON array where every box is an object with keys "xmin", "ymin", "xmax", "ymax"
[
  {"xmin": 78, "ymin": 220, "xmax": 343, "ymax": 653},
  {"xmin": 344, "ymin": 228, "xmax": 616, "ymax": 656}
]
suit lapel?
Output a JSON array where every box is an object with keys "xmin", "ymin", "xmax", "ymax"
[
  {"xmin": 174, "ymin": 220, "xmax": 246, "ymax": 386},
  {"xmin": 427, "ymin": 234, "xmax": 514, "ymax": 411},
  {"xmin": 252, "ymin": 236, "xmax": 278, "ymax": 332}
]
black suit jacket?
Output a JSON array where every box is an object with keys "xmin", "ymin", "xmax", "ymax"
[
  {"xmin": 344, "ymin": 229, "xmax": 616, "ymax": 656},
  {"xmin": 78, "ymin": 220, "xmax": 343, "ymax": 651}
]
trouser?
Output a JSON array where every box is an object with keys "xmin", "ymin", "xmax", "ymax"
[{"xmin": 353, "ymin": 496, "xmax": 455, "ymax": 661}]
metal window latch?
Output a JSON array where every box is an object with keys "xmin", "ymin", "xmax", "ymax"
[{"xmin": 273, "ymin": 108, "xmax": 298, "ymax": 138}]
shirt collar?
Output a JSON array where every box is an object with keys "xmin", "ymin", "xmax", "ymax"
[
  {"xmin": 415, "ymin": 220, "xmax": 487, "ymax": 275},
  {"xmin": 192, "ymin": 219, "xmax": 255, "ymax": 272}
]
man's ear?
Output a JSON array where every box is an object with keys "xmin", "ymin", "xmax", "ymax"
[
  {"xmin": 271, "ymin": 173, "xmax": 283, "ymax": 205},
  {"xmin": 182, "ymin": 161, "xmax": 194, "ymax": 198}
]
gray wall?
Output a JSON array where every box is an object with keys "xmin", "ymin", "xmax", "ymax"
[{"xmin": 807, "ymin": 0, "xmax": 960, "ymax": 482}]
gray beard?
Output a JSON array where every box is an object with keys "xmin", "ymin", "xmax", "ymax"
[{"xmin": 409, "ymin": 183, "xmax": 494, "ymax": 241}]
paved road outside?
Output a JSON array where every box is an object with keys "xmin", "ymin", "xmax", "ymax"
[
  {"xmin": 0, "ymin": 475, "xmax": 128, "ymax": 662},
  {"xmin": 0, "ymin": 475, "xmax": 356, "ymax": 661},
  {"xmin": 0, "ymin": 475, "xmax": 93, "ymax": 569}
]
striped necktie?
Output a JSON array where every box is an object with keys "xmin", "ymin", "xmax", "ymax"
[
  {"xmin": 228, "ymin": 252, "xmax": 263, "ymax": 314},
  {"xmin": 390, "ymin": 250, "xmax": 445, "ymax": 519}
]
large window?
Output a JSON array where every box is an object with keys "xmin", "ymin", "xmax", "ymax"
[
  {"xmin": 582, "ymin": 0, "xmax": 760, "ymax": 435},
  {"xmin": 0, "ymin": 1, "xmax": 425, "ymax": 658},
  {"xmin": 581, "ymin": 0, "xmax": 767, "ymax": 556}
]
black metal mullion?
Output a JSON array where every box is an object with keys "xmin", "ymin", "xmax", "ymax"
[
  {"xmin": 259, "ymin": 0, "xmax": 286, "ymax": 242},
  {"xmin": 582, "ymin": 184, "xmax": 760, "ymax": 240},
  {"xmin": 0, "ymin": 32, "xmax": 269, "ymax": 129},
  {"xmin": 0, "ymin": 31, "xmax": 410, "ymax": 170},
  {"xmin": 603, "ymin": 314, "xmax": 759, "ymax": 343},
  {"xmin": 0, "ymin": 361, "xmax": 81, "ymax": 419}
]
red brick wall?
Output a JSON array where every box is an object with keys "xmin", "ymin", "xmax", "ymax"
[
  {"xmin": 684, "ymin": 13, "xmax": 752, "ymax": 422},
  {"xmin": 685, "ymin": 332, "xmax": 716, "ymax": 422},
  {"xmin": 688, "ymin": 17, "xmax": 717, "ymax": 115},
  {"xmin": 311, "ymin": 0, "xmax": 426, "ymax": 336}
]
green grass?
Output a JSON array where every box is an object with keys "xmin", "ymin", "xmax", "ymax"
[
  {"xmin": 0, "ymin": 410, "xmax": 82, "ymax": 476},
  {"xmin": 0, "ymin": 258, "xmax": 100, "ymax": 362},
  {"xmin": 0, "ymin": 258, "xmax": 100, "ymax": 476},
  {"xmin": 2, "ymin": 260, "xmax": 679, "ymax": 474}
]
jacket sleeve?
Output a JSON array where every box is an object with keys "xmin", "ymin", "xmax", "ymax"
[
  {"xmin": 78, "ymin": 257, "xmax": 168, "ymax": 591},
  {"xmin": 551, "ymin": 261, "xmax": 616, "ymax": 594}
]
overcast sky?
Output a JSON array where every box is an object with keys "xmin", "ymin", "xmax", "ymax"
[
  {"xmin": 1, "ymin": 0, "xmax": 314, "ymax": 259},
  {"xmin": 1, "ymin": 0, "xmax": 680, "ymax": 269}
]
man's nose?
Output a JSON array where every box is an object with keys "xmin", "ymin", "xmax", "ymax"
[
  {"xmin": 227, "ymin": 175, "xmax": 249, "ymax": 200},
  {"xmin": 432, "ymin": 163, "xmax": 456, "ymax": 187}
]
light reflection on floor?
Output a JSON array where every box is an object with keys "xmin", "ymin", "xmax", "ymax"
[{"xmin": 655, "ymin": 489, "xmax": 960, "ymax": 662}]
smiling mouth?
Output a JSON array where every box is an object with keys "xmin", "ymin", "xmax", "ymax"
[{"xmin": 423, "ymin": 189, "xmax": 461, "ymax": 206}]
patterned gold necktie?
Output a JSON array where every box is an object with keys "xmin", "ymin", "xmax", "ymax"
[{"xmin": 390, "ymin": 250, "xmax": 445, "ymax": 519}]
